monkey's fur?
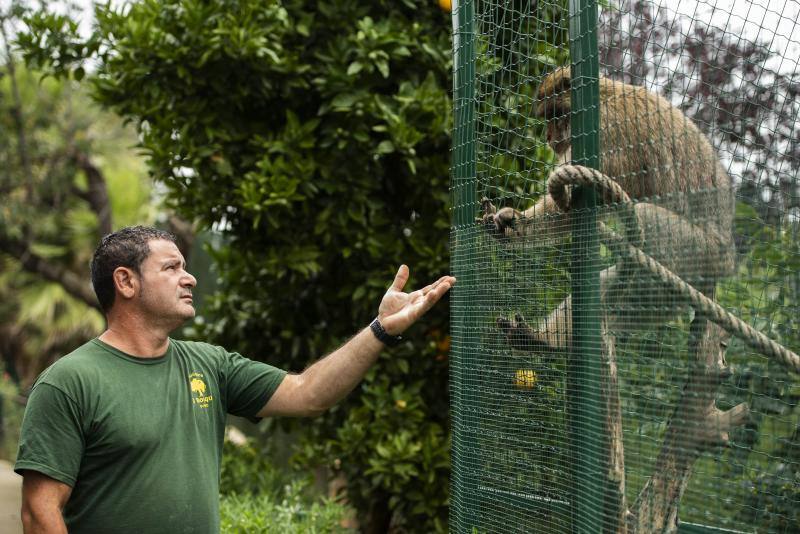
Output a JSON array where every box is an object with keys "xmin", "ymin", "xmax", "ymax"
[{"xmin": 484, "ymin": 67, "xmax": 735, "ymax": 348}]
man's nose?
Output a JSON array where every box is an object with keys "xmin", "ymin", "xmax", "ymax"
[{"xmin": 182, "ymin": 272, "xmax": 197, "ymax": 288}]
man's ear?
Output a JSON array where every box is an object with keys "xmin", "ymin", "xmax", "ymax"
[{"xmin": 112, "ymin": 267, "xmax": 138, "ymax": 300}]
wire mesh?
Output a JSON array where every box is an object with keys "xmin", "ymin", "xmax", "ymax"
[{"xmin": 450, "ymin": 0, "xmax": 800, "ymax": 532}]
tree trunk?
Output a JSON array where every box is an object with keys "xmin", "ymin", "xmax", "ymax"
[
  {"xmin": 167, "ymin": 215, "xmax": 196, "ymax": 261},
  {"xmin": 628, "ymin": 316, "xmax": 749, "ymax": 532},
  {"xmin": 0, "ymin": 234, "xmax": 100, "ymax": 310},
  {"xmin": 362, "ymin": 488, "xmax": 392, "ymax": 534},
  {"xmin": 602, "ymin": 325, "xmax": 628, "ymax": 534},
  {"xmin": 73, "ymin": 151, "xmax": 113, "ymax": 237}
]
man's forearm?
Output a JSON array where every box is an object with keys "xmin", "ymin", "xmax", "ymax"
[
  {"xmin": 22, "ymin": 507, "xmax": 68, "ymax": 534},
  {"xmin": 299, "ymin": 326, "xmax": 385, "ymax": 413},
  {"xmin": 260, "ymin": 266, "xmax": 454, "ymax": 418}
]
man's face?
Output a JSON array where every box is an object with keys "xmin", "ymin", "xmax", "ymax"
[{"xmin": 135, "ymin": 239, "xmax": 197, "ymax": 326}]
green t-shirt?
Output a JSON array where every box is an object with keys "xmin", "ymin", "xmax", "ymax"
[{"xmin": 15, "ymin": 338, "xmax": 286, "ymax": 533}]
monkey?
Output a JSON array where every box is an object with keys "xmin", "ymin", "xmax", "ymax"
[{"xmin": 482, "ymin": 67, "xmax": 735, "ymax": 350}]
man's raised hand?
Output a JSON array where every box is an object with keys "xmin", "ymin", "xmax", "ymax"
[{"xmin": 377, "ymin": 265, "xmax": 456, "ymax": 335}]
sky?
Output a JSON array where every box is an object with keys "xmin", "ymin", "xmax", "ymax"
[{"xmin": 666, "ymin": 0, "xmax": 800, "ymax": 73}]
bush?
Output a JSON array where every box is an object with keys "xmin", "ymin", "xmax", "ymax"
[
  {"xmin": 220, "ymin": 435, "xmax": 292, "ymax": 497},
  {"xmin": 219, "ymin": 431, "xmax": 355, "ymax": 532},
  {"xmin": 220, "ymin": 484, "xmax": 353, "ymax": 534}
]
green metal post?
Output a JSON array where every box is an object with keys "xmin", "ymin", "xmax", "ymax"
[
  {"xmin": 450, "ymin": 0, "xmax": 479, "ymax": 531},
  {"xmin": 452, "ymin": 0, "xmax": 476, "ymax": 232},
  {"xmin": 567, "ymin": 0, "xmax": 604, "ymax": 532}
]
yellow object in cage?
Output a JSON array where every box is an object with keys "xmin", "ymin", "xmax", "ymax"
[
  {"xmin": 513, "ymin": 369, "xmax": 537, "ymax": 389},
  {"xmin": 438, "ymin": 0, "xmax": 451, "ymax": 12}
]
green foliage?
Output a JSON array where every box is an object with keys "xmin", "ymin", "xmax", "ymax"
[
  {"xmin": 0, "ymin": 375, "xmax": 24, "ymax": 460},
  {"xmin": 220, "ymin": 483, "xmax": 353, "ymax": 534},
  {"xmin": 739, "ymin": 424, "xmax": 800, "ymax": 530},
  {"xmin": 220, "ymin": 436, "xmax": 295, "ymax": 497},
  {"xmin": 19, "ymin": 0, "xmax": 454, "ymax": 528},
  {"xmin": 219, "ymin": 435, "xmax": 354, "ymax": 533},
  {"xmin": 1, "ymin": 8, "xmax": 153, "ymax": 383},
  {"xmin": 715, "ymin": 205, "xmax": 800, "ymax": 531},
  {"xmin": 474, "ymin": 0, "xmax": 568, "ymax": 208},
  {"xmin": 296, "ymin": 368, "xmax": 451, "ymax": 531}
]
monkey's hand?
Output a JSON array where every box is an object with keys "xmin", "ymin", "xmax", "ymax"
[
  {"xmin": 496, "ymin": 314, "xmax": 552, "ymax": 352},
  {"xmin": 479, "ymin": 197, "xmax": 521, "ymax": 238}
]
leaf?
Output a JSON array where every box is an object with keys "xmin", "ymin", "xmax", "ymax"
[
  {"xmin": 397, "ymin": 359, "xmax": 409, "ymax": 374},
  {"xmin": 376, "ymin": 60, "xmax": 389, "ymax": 78},
  {"xmin": 331, "ymin": 93, "xmax": 358, "ymax": 110},
  {"xmin": 346, "ymin": 62, "xmax": 363, "ymax": 76},
  {"xmin": 29, "ymin": 243, "xmax": 68, "ymax": 258},
  {"xmin": 376, "ymin": 140, "xmax": 394, "ymax": 154}
]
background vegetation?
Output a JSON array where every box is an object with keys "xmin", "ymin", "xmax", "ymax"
[
  {"xmin": 219, "ymin": 433, "xmax": 355, "ymax": 533},
  {"xmin": 0, "ymin": 2, "xmax": 158, "ymax": 461}
]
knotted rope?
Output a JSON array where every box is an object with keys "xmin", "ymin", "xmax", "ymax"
[
  {"xmin": 547, "ymin": 164, "xmax": 800, "ymax": 374},
  {"xmin": 547, "ymin": 164, "xmax": 644, "ymax": 246}
]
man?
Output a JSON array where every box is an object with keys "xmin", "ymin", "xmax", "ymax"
[{"xmin": 15, "ymin": 226, "xmax": 455, "ymax": 533}]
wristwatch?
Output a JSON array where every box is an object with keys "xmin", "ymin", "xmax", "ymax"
[{"xmin": 369, "ymin": 318, "xmax": 403, "ymax": 347}]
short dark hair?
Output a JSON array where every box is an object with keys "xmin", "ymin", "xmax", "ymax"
[{"xmin": 91, "ymin": 226, "xmax": 177, "ymax": 312}]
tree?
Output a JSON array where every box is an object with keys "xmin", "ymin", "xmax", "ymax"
[
  {"xmin": 19, "ymin": 0, "xmax": 455, "ymax": 530},
  {"xmin": 0, "ymin": 5, "xmax": 159, "ymax": 387}
]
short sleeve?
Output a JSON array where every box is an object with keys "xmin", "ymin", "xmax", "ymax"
[
  {"xmin": 222, "ymin": 351, "xmax": 287, "ymax": 420},
  {"xmin": 15, "ymin": 383, "xmax": 85, "ymax": 487}
]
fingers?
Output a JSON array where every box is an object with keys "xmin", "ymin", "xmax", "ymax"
[
  {"xmin": 379, "ymin": 272, "xmax": 455, "ymax": 333},
  {"xmin": 432, "ymin": 276, "xmax": 456, "ymax": 294},
  {"xmin": 422, "ymin": 276, "xmax": 455, "ymax": 306},
  {"xmin": 418, "ymin": 276, "xmax": 443, "ymax": 295},
  {"xmin": 390, "ymin": 267, "xmax": 455, "ymax": 301},
  {"xmin": 481, "ymin": 197, "xmax": 497, "ymax": 215},
  {"xmin": 409, "ymin": 276, "xmax": 456, "ymax": 310},
  {"xmin": 412, "ymin": 283, "xmax": 451, "ymax": 318},
  {"xmin": 402, "ymin": 276, "xmax": 454, "ymax": 312},
  {"xmin": 390, "ymin": 264, "xmax": 410, "ymax": 292}
]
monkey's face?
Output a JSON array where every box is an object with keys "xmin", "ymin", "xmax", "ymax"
[
  {"xmin": 546, "ymin": 117, "xmax": 571, "ymax": 163},
  {"xmin": 535, "ymin": 68, "xmax": 572, "ymax": 163}
]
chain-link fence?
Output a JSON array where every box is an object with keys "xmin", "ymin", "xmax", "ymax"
[{"xmin": 450, "ymin": 0, "xmax": 800, "ymax": 532}]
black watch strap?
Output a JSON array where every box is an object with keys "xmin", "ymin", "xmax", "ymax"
[{"xmin": 369, "ymin": 318, "xmax": 403, "ymax": 347}]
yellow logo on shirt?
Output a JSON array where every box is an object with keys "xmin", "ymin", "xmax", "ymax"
[{"xmin": 189, "ymin": 372, "xmax": 214, "ymax": 408}]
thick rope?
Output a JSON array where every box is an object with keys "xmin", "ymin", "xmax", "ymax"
[
  {"xmin": 548, "ymin": 165, "xmax": 644, "ymax": 245},
  {"xmin": 548, "ymin": 164, "xmax": 631, "ymax": 208},
  {"xmin": 549, "ymin": 164, "xmax": 800, "ymax": 374}
]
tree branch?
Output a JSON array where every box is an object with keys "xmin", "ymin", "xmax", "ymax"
[
  {"xmin": 71, "ymin": 150, "xmax": 113, "ymax": 237},
  {"xmin": 167, "ymin": 214, "xmax": 196, "ymax": 261},
  {"xmin": 628, "ymin": 318, "xmax": 750, "ymax": 532},
  {"xmin": 601, "ymin": 325, "xmax": 628, "ymax": 534},
  {"xmin": 0, "ymin": 234, "xmax": 101, "ymax": 310}
]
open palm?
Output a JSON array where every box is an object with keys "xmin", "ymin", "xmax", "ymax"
[{"xmin": 377, "ymin": 265, "xmax": 456, "ymax": 335}]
